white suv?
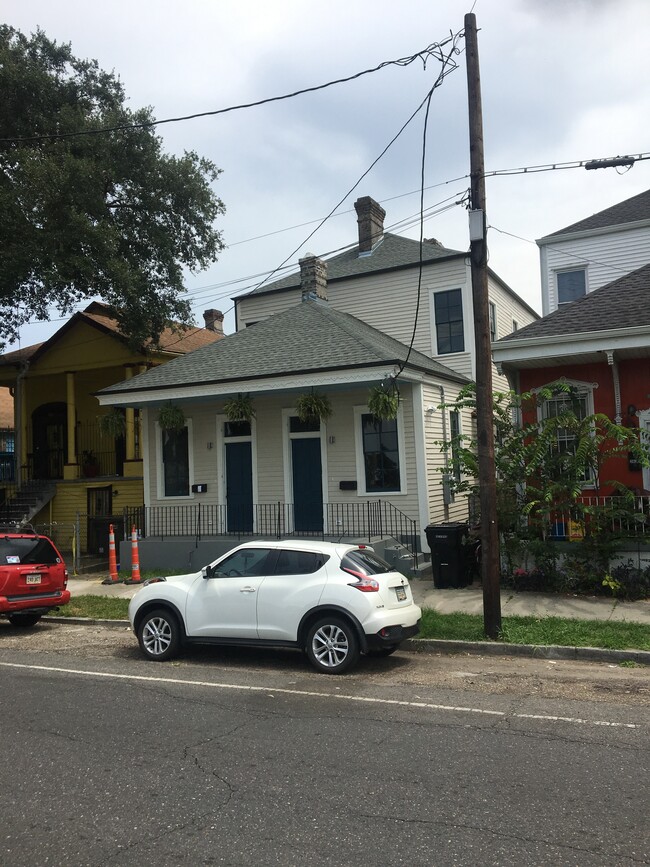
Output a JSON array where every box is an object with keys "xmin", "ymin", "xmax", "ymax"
[{"xmin": 128, "ymin": 540, "xmax": 421, "ymax": 674}]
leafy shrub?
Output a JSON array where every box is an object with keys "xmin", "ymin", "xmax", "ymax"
[{"xmin": 607, "ymin": 560, "xmax": 650, "ymax": 601}]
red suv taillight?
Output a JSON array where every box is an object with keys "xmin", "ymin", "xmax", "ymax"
[{"xmin": 343, "ymin": 567, "xmax": 380, "ymax": 592}]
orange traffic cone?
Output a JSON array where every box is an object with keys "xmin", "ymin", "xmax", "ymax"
[
  {"xmin": 101, "ymin": 523, "xmax": 120, "ymax": 584},
  {"xmin": 123, "ymin": 525, "xmax": 142, "ymax": 585}
]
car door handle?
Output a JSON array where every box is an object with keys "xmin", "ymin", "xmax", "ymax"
[{"xmin": 240, "ymin": 586, "xmax": 257, "ymax": 593}]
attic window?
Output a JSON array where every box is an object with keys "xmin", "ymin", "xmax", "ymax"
[{"xmin": 556, "ymin": 269, "xmax": 586, "ymax": 305}]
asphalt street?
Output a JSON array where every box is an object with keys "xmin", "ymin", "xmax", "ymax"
[{"xmin": 1, "ymin": 621, "xmax": 648, "ymax": 867}]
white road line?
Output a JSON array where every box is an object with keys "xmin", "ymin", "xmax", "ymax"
[{"xmin": 0, "ymin": 661, "xmax": 639, "ymax": 729}]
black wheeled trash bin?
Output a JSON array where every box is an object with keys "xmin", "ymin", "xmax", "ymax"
[{"xmin": 425, "ymin": 522, "xmax": 469, "ymax": 588}]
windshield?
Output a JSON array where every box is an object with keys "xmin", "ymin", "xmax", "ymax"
[
  {"xmin": 341, "ymin": 549, "xmax": 392, "ymax": 576},
  {"xmin": 0, "ymin": 537, "xmax": 60, "ymax": 565}
]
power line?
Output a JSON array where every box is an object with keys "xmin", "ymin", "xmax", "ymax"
[
  {"xmin": 1, "ymin": 38, "xmax": 460, "ymax": 145},
  {"xmin": 485, "ymin": 152, "xmax": 650, "ymax": 178},
  {"xmin": 227, "ymin": 176, "xmax": 471, "ymax": 247},
  {"xmin": 248, "ymin": 32, "xmax": 464, "ymax": 296},
  {"xmin": 488, "ymin": 224, "xmax": 641, "ymax": 276},
  {"xmin": 183, "ymin": 192, "xmax": 467, "ymax": 307}
]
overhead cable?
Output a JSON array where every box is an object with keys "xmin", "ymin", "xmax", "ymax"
[{"xmin": 1, "ymin": 36, "xmax": 462, "ymax": 145}]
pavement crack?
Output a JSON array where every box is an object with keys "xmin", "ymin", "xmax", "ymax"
[{"xmin": 352, "ymin": 811, "xmax": 648, "ymax": 863}]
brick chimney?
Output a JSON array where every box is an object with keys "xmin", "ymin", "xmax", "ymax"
[
  {"xmin": 203, "ymin": 309, "xmax": 224, "ymax": 334},
  {"xmin": 354, "ymin": 196, "xmax": 386, "ymax": 253},
  {"xmin": 299, "ymin": 254, "xmax": 328, "ymax": 302}
]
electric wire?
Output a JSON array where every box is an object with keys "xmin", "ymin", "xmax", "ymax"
[
  {"xmin": 395, "ymin": 79, "xmax": 436, "ymax": 380},
  {"xmin": 248, "ymin": 33, "xmax": 463, "ymax": 296},
  {"xmin": 0, "ymin": 38, "xmax": 460, "ymax": 145},
  {"xmin": 488, "ymin": 225, "xmax": 642, "ymax": 276}
]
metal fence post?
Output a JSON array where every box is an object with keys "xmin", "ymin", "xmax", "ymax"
[{"xmin": 75, "ymin": 512, "xmax": 81, "ymax": 574}]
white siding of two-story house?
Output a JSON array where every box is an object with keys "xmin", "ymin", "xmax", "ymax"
[
  {"xmin": 236, "ymin": 256, "xmax": 537, "ymax": 392},
  {"xmin": 539, "ymin": 223, "xmax": 650, "ymax": 316}
]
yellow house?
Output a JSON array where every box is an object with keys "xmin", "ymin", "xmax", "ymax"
[{"xmin": 0, "ymin": 302, "xmax": 223, "ymax": 562}]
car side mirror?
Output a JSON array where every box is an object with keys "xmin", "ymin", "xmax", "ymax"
[{"xmin": 203, "ymin": 564, "xmax": 215, "ymax": 580}]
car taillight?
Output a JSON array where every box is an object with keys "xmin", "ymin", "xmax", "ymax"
[
  {"xmin": 64, "ymin": 569, "xmax": 68, "ymax": 587},
  {"xmin": 344, "ymin": 567, "xmax": 380, "ymax": 592}
]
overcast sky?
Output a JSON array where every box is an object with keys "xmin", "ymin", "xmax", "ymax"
[{"xmin": 5, "ymin": 0, "xmax": 650, "ymax": 347}]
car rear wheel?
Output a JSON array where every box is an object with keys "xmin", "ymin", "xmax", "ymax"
[
  {"xmin": 137, "ymin": 608, "xmax": 181, "ymax": 661},
  {"xmin": 7, "ymin": 613, "xmax": 42, "ymax": 628},
  {"xmin": 305, "ymin": 617, "xmax": 359, "ymax": 674}
]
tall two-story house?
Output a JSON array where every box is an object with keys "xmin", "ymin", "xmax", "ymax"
[
  {"xmin": 538, "ymin": 188, "xmax": 650, "ymax": 315},
  {"xmin": 98, "ymin": 197, "xmax": 537, "ymax": 567},
  {"xmin": 238, "ymin": 197, "xmax": 537, "ymax": 388}
]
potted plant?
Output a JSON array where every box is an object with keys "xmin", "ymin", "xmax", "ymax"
[
  {"xmin": 98, "ymin": 408, "xmax": 126, "ymax": 439},
  {"xmin": 223, "ymin": 393, "xmax": 255, "ymax": 423},
  {"xmin": 367, "ymin": 380, "xmax": 400, "ymax": 420},
  {"xmin": 157, "ymin": 402, "xmax": 186, "ymax": 431},
  {"xmin": 295, "ymin": 390, "xmax": 332, "ymax": 424}
]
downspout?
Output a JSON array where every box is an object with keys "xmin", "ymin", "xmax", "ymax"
[
  {"xmin": 606, "ymin": 351, "xmax": 622, "ymax": 424},
  {"xmin": 439, "ymin": 385, "xmax": 451, "ymax": 523}
]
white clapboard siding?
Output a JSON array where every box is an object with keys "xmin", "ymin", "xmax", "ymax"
[
  {"xmin": 540, "ymin": 224, "xmax": 650, "ymax": 314},
  {"xmin": 236, "ymin": 257, "xmax": 536, "ymax": 390},
  {"xmin": 145, "ymin": 388, "xmax": 422, "ymax": 524},
  {"xmin": 487, "ymin": 272, "xmax": 538, "ymax": 391},
  {"xmin": 237, "ymin": 288, "xmax": 301, "ymax": 326},
  {"xmin": 420, "ymin": 380, "xmax": 471, "ymax": 527}
]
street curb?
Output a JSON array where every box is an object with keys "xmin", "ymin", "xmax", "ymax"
[
  {"xmin": 42, "ymin": 617, "xmax": 649, "ymax": 663},
  {"xmin": 404, "ymin": 638, "xmax": 650, "ymax": 665},
  {"xmin": 44, "ymin": 616, "xmax": 131, "ymax": 629}
]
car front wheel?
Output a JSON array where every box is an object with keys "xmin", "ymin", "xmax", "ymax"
[
  {"xmin": 305, "ymin": 617, "xmax": 360, "ymax": 674},
  {"xmin": 7, "ymin": 613, "xmax": 42, "ymax": 628},
  {"xmin": 137, "ymin": 608, "xmax": 181, "ymax": 661}
]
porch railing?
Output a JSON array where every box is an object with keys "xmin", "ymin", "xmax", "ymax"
[
  {"xmin": 123, "ymin": 500, "xmax": 419, "ymax": 565},
  {"xmin": 550, "ymin": 495, "xmax": 650, "ymax": 539}
]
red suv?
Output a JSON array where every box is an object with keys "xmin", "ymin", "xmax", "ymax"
[{"xmin": 0, "ymin": 528, "xmax": 70, "ymax": 627}]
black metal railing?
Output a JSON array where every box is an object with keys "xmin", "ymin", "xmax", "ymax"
[{"xmin": 123, "ymin": 500, "xmax": 419, "ymax": 564}]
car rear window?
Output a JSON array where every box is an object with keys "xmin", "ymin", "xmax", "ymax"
[
  {"xmin": 0, "ymin": 537, "xmax": 60, "ymax": 565},
  {"xmin": 341, "ymin": 549, "xmax": 392, "ymax": 576},
  {"xmin": 275, "ymin": 550, "xmax": 328, "ymax": 575}
]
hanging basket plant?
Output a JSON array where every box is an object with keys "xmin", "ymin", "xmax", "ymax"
[
  {"xmin": 368, "ymin": 380, "xmax": 400, "ymax": 421},
  {"xmin": 157, "ymin": 402, "xmax": 186, "ymax": 431},
  {"xmin": 223, "ymin": 393, "xmax": 255, "ymax": 423},
  {"xmin": 98, "ymin": 408, "xmax": 126, "ymax": 439},
  {"xmin": 295, "ymin": 389, "xmax": 332, "ymax": 424}
]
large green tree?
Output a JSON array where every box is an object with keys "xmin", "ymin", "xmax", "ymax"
[{"xmin": 0, "ymin": 26, "xmax": 225, "ymax": 348}]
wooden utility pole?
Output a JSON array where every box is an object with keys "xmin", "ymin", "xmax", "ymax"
[{"xmin": 464, "ymin": 13, "xmax": 502, "ymax": 638}]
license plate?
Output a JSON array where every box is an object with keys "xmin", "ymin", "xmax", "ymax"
[
  {"xmin": 395, "ymin": 586, "xmax": 406, "ymax": 601},
  {"xmin": 26, "ymin": 574, "xmax": 42, "ymax": 585}
]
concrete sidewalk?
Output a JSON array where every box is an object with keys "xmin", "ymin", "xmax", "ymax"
[{"xmin": 67, "ymin": 572, "xmax": 650, "ymax": 625}]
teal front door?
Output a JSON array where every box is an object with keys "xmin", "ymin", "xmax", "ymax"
[
  {"xmin": 291, "ymin": 438, "xmax": 323, "ymax": 533},
  {"xmin": 226, "ymin": 441, "xmax": 253, "ymax": 532}
]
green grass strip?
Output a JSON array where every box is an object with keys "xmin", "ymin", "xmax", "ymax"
[
  {"xmin": 56, "ymin": 597, "xmax": 650, "ymax": 651},
  {"xmin": 55, "ymin": 595, "xmax": 131, "ymax": 621},
  {"xmin": 419, "ymin": 608, "xmax": 650, "ymax": 650}
]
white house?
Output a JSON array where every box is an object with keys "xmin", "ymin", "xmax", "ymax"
[
  {"xmin": 238, "ymin": 197, "xmax": 538, "ymax": 387},
  {"xmin": 537, "ymin": 188, "xmax": 650, "ymax": 316},
  {"xmin": 97, "ymin": 197, "xmax": 537, "ymax": 570}
]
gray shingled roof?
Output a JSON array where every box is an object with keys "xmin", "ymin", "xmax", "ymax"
[
  {"xmin": 544, "ymin": 188, "xmax": 650, "ymax": 238},
  {"xmin": 245, "ymin": 233, "xmax": 464, "ymax": 296},
  {"xmin": 99, "ymin": 299, "xmax": 469, "ymax": 396},
  {"xmin": 496, "ymin": 263, "xmax": 650, "ymax": 343}
]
